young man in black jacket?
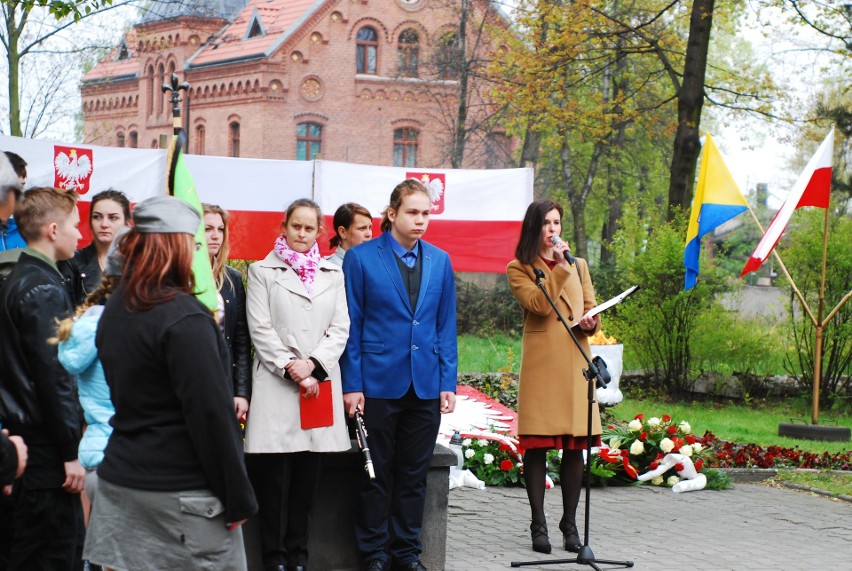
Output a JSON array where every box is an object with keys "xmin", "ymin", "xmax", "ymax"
[{"xmin": 0, "ymin": 186, "xmax": 85, "ymax": 569}]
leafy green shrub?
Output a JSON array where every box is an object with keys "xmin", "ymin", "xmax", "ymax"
[
  {"xmin": 781, "ymin": 209, "xmax": 852, "ymax": 408},
  {"xmin": 455, "ymin": 277, "xmax": 523, "ymax": 336}
]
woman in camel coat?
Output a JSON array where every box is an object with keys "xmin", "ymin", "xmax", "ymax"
[
  {"xmin": 244, "ymin": 198, "xmax": 350, "ymax": 571},
  {"xmin": 507, "ymin": 199, "xmax": 601, "ymax": 557}
]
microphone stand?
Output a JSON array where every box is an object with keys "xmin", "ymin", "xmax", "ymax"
[{"xmin": 511, "ymin": 268, "xmax": 633, "ymax": 570}]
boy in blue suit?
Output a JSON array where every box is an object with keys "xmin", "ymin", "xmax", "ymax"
[{"xmin": 341, "ymin": 179, "xmax": 457, "ymax": 571}]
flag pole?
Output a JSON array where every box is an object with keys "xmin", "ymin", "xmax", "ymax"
[
  {"xmin": 744, "ymin": 206, "xmax": 816, "ymax": 326},
  {"xmin": 810, "ymin": 197, "xmax": 832, "ymax": 424}
]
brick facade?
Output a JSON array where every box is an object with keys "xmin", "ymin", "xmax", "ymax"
[{"xmin": 82, "ymin": 0, "xmax": 514, "ymax": 169}]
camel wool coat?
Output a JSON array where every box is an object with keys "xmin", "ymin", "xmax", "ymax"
[
  {"xmin": 244, "ymin": 251, "xmax": 351, "ymax": 453},
  {"xmin": 507, "ymin": 257, "xmax": 602, "ymax": 437}
]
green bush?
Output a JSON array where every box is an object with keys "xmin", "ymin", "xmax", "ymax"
[
  {"xmin": 606, "ymin": 214, "xmax": 725, "ymax": 396},
  {"xmin": 455, "ymin": 277, "xmax": 523, "ymax": 336}
]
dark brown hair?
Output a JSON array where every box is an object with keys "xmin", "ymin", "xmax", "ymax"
[
  {"xmin": 284, "ymin": 198, "xmax": 323, "ymax": 230},
  {"xmin": 329, "ymin": 202, "xmax": 371, "ymax": 248},
  {"xmin": 380, "ymin": 179, "xmax": 430, "ymax": 233},
  {"xmin": 14, "ymin": 186, "xmax": 78, "ymax": 242},
  {"xmin": 89, "ymin": 189, "xmax": 131, "ymax": 228},
  {"xmin": 120, "ymin": 231, "xmax": 195, "ymax": 311},
  {"xmin": 514, "ymin": 199, "xmax": 563, "ymax": 265}
]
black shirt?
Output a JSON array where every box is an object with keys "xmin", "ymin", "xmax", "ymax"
[{"xmin": 96, "ymin": 286, "xmax": 257, "ymax": 521}]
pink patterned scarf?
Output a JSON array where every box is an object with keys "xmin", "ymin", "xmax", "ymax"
[{"xmin": 273, "ymin": 234, "xmax": 320, "ymax": 293}]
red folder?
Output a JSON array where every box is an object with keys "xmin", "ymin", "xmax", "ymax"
[{"xmin": 300, "ymin": 380, "xmax": 334, "ymax": 429}]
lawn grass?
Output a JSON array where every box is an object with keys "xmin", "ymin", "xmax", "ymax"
[
  {"xmin": 458, "ymin": 333, "xmax": 521, "ymax": 373},
  {"xmin": 772, "ymin": 470, "xmax": 852, "ymax": 498},
  {"xmin": 607, "ymin": 398, "xmax": 852, "ymax": 455}
]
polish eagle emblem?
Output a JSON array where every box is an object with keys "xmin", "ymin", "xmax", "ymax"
[
  {"xmin": 53, "ymin": 146, "xmax": 94, "ymax": 194},
  {"xmin": 407, "ymin": 172, "xmax": 446, "ymax": 214}
]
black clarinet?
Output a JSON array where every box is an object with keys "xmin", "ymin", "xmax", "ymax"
[{"xmin": 354, "ymin": 408, "xmax": 375, "ymax": 480}]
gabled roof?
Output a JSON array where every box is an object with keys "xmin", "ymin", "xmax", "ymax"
[
  {"xmin": 138, "ymin": 0, "xmax": 248, "ymax": 24},
  {"xmin": 186, "ymin": 0, "xmax": 325, "ymax": 69}
]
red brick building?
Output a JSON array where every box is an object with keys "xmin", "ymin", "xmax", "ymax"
[{"xmin": 81, "ymin": 0, "xmax": 513, "ymax": 169}]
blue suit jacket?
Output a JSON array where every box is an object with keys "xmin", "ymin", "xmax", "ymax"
[{"xmin": 341, "ymin": 232, "xmax": 457, "ymax": 399}]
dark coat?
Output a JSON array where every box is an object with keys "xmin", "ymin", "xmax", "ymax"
[
  {"xmin": 220, "ymin": 266, "xmax": 251, "ymax": 399},
  {"xmin": 60, "ymin": 243, "xmax": 101, "ymax": 306},
  {"xmin": 0, "ymin": 251, "xmax": 82, "ymax": 464}
]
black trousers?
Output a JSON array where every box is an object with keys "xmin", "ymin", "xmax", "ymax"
[
  {"xmin": 1, "ymin": 481, "xmax": 84, "ymax": 571},
  {"xmin": 356, "ymin": 386, "xmax": 441, "ymax": 565},
  {"xmin": 246, "ymin": 452, "xmax": 322, "ymax": 568}
]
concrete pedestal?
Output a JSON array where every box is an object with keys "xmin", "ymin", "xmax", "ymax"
[{"xmin": 245, "ymin": 442, "xmax": 455, "ymax": 570}]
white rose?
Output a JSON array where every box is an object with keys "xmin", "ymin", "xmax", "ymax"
[
  {"xmin": 484, "ymin": 453, "xmax": 495, "ymax": 465},
  {"xmin": 680, "ymin": 444, "xmax": 693, "ymax": 457},
  {"xmin": 478, "ymin": 439, "xmax": 489, "ymax": 446},
  {"xmin": 629, "ymin": 440, "xmax": 645, "ymax": 455},
  {"xmin": 609, "ymin": 437, "xmax": 622, "ymax": 450},
  {"xmin": 465, "ymin": 449, "xmax": 476, "ymax": 459},
  {"xmin": 660, "ymin": 438, "xmax": 675, "ymax": 453},
  {"xmin": 679, "ymin": 421, "xmax": 692, "ymax": 435},
  {"xmin": 692, "ymin": 442, "xmax": 703, "ymax": 453},
  {"xmin": 651, "ymin": 476, "xmax": 664, "ymax": 486},
  {"xmin": 667, "ymin": 475, "xmax": 680, "ymax": 487},
  {"xmin": 648, "ymin": 417, "xmax": 661, "ymax": 427},
  {"xmin": 462, "ymin": 438, "xmax": 472, "ymax": 447},
  {"xmin": 628, "ymin": 419, "xmax": 643, "ymax": 432}
]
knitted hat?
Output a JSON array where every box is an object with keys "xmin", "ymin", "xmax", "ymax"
[{"xmin": 132, "ymin": 195, "xmax": 199, "ymax": 235}]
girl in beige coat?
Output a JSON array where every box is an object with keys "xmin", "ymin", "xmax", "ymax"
[
  {"xmin": 507, "ymin": 199, "xmax": 601, "ymax": 556},
  {"xmin": 244, "ymin": 199, "xmax": 350, "ymax": 571}
]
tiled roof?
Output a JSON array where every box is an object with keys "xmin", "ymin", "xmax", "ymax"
[
  {"xmin": 187, "ymin": 0, "xmax": 323, "ymax": 68},
  {"xmin": 138, "ymin": 0, "xmax": 247, "ymax": 23},
  {"xmin": 82, "ymin": 46, "xmax": 139, "ymax": 83}
]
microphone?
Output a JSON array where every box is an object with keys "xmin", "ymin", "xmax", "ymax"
[
  {"xmin": 551, "ymin": 236, "xmax": 576, "ymax": 266},
  {"xmin": 534, "ymin": 268, "xmax": 545, "ymax": 283}
]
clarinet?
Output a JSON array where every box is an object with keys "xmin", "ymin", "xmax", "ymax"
[{"xmin": 354, "ymin": 408, "xmax": 375, "ymax": 480}]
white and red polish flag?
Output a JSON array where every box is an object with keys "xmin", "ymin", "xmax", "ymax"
[
  {"xmin": 0, "ymin": 134, "xmax": 532, "ymax": 272},
  {"xmin": 741, "ymin": 127, "xmax": 835, "ymax": 277}
]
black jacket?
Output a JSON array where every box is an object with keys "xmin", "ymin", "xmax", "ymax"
[
  {"xmin": 96, "ymin": 286, "xmax": 257, "ymax": 522},
  {"xmin": 221, "ymin": 266, "xmax": 251, "ymax": 399},
  {"xmin": 59, "ymin": 243, "xmax": 101, "ymax": 306},
  {"xmin": 0, "ymin": 251, "xmax": 82, "ymax": 462}
]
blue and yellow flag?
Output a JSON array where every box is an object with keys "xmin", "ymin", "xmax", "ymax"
[
  {"xmin": 684, "ymin": 134, "xmax": 749, "ymax": 290},
  {"xmin": 166, "ymin": 130, "xmax": 218, "ymax": 311}
]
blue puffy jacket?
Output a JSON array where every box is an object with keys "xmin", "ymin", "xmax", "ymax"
[{"xmin": 58, "ymin": 305, "xmax": 113, "ymax": 469}]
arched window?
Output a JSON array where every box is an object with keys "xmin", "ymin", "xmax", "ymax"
[
  {"xmin": 156, "ymin": 63, "xmax": 165, "ymax": 115},
  {"xmin": 146, "ymin": 65, "xmax": 154, "ymax": 116},
  {"xmin": 129, "ymin": 131, "xmax": 138, "ymax": 148},
  {"xmin": 229, "ymin": 121, "xmax": 240, "ymax": 157},
  {"xmin": 116, "ymin": 132, "xmax": 125, "ymax": 147},
  {"xmin": 195, "ymin": 125, "xmax": 205, "ymax": 155},
  {"xmin": 296, "ymin": 122, "xmax": 322, "ymax": 161},
  {"xmin": 435, "ymin": 31, "xmax": 461, "ymax": 80},
  {"xmin": 356, "ymin": 26, "xmax": 378, "ymax": 74},
  {"xmin": 397, "ymin": 29, "xmax": 419, "ymax": 77},
  {"xmin": 393, "ymin": 128, "xmax": 418, "ymax": 167}
]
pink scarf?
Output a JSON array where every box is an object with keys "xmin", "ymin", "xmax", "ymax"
[{"xmin": 273, "ymin": 234, "xmax": 320, "ymax": 293}]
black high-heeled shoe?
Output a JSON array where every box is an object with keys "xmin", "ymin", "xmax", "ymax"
[
  {"xmin": 530, "ymin": 520, "xmax": 552, "ymax": 554},
  {"xmin": 559, "ymin": 518, "xmax": 581, "ymax": 553}
]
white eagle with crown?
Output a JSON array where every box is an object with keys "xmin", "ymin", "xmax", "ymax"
[{"xmin": 54, "ymin": 148, "xmax": 92, "ymax": 191}]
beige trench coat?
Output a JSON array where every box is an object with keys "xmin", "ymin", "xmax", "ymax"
[
  {"xmin": 507, "ymin": 258, "xmax": 602, "ymax": 437},
  {"xmin": 244, "ymin": 251, "xmax": 351, "ymax": 453}
]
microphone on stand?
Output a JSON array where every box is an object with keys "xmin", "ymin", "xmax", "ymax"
[{"xmin": 551, "ymin": 236, "xmax": 576, "ymax": 266}]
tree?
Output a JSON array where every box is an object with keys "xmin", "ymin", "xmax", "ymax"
[{"xmin": 1, "ymin": 0, "xmax": 129, "ymax": 137}]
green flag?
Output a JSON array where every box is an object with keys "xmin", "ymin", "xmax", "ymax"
[{"xmin": 166, "ymin": 130, "xmax": 218, "ymax": 312}]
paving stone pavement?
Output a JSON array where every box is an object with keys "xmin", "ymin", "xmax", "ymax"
[{"xmin": 445, "ymin": 483, "xmax": 851, "ymax": 570}]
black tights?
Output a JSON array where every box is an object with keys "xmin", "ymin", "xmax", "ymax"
[{"xmin": 523, "ymin": 448, "xmax": 583, "ymax": 527}]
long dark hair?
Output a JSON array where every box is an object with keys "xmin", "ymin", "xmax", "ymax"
[
  {"xmin": 329, "ymin": 202, "xmax": 371, "ymax": 248},
  {"xmin": 514, "ymin": 199, "xmax": 563, "ymax": 265},
  {"xmin": 89, "ymin": 188, "xmax": 131, "ymax": 228}
]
